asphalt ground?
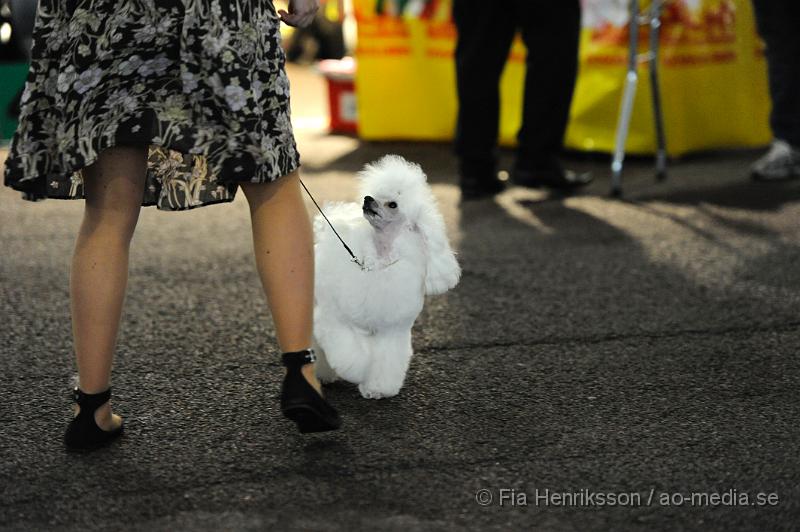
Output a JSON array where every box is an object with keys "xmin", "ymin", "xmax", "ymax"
[{"xmin": 1, "ymin": 66, "xmax": 799, "ymax": 531}]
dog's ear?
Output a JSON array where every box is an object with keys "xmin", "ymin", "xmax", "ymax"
[{"xmin": 414, "ymin": 200, "xmax": 461, "ymax": 295}]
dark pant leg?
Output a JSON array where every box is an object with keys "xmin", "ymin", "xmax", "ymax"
[
  {"xmin": 752, "ymin": 0, "xmax": 800, "ymax": 146},
  {"xmin": 514, "ymin": 0, "xmax": 581, "ymax": 169},
  {"xmin": 453, "ymin": 0, "xmax": 518, "ymax": 175}
]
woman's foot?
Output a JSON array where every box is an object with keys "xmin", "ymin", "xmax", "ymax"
[
  {"xmin": 75, "ymin": 400, "xmax": 123, "ymax": 432},
  {"xmin": 64, "ymin": 388, "xmax": 124, "ymax": 452},
  {"xmin": 280, "ymin": 349, "xmax": 341, "ymax": 433},
  {"xmin": 298, "ymin": 363, "xmax": 323, "ymax": 395}
]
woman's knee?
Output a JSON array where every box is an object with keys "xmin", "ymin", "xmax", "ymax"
[{"xmin": 79, "ymin": 146, "xmax": 148, "ymax": 242}]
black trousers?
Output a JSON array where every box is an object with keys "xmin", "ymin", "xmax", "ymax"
[
  {"xmin": 752, "ymin": 0, "xmax": 800, "ymax": 146},
  {"xmin": 453, "ymin": 0, "xmax": 581, "ymax": 173}
]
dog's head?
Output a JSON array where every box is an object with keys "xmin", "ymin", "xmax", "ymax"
[
  {"xmin": 358, "ymin": 155, "xmax": 433, "ymax": 232},
  {"xmin": 358, "ymin": 155, "xmax": 461, "ymax": 294}
]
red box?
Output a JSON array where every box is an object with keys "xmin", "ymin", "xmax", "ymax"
[{"xmin": 318, "ymin": 57, "xmax": 358, "ymax": 134}]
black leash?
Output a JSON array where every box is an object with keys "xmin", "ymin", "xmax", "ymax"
[{"xmin": 299, "ymin": 178, "xmax": 365, "ymax": 270}]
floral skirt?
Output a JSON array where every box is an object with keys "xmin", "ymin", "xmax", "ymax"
[{"xmin": 3, "ymin": 0, "xmax": 300, "ymax": 211}]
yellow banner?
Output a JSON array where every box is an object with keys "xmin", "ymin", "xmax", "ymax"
[{"xmin": 354, "ymin": 0, "xmax": 771, "ymax": 155}]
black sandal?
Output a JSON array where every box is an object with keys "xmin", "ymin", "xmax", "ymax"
[
  {"xmin": 281, "ymin": 349, "xmax": 341, "ymax": 433},
  {"xmin": 64, "ymin": 387, "xmax": 124, "ymax": 452}
]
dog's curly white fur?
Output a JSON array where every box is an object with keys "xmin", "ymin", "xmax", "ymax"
[{"xmin": 312, "ymin": 155, "xmax": 461, "ymax": 399}]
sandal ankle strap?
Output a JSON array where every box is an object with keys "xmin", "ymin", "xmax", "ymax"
[
  {"xmin": 282, "ymin": 348, "xmax": 316, "ymax": 368},
  {"xmin": 72, "ymin": 387, "xmax": 112, "ymax": 412}
]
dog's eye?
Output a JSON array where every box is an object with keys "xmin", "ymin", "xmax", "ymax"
[{"xmin": 387, "ymin": 201, "xmax": 397, "ymax": 209}]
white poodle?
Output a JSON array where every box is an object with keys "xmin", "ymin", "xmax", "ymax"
[{"xmin": 312, "ymin": 155, "xmax": 461, "ymax": 399}]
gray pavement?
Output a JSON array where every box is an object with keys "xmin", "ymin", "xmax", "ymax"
[{"xmin": 2, "ymin": 71, "xmax": 800, "ymax": 531}]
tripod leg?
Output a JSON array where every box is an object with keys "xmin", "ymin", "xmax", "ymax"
[
  {"xmin": 649, "ymin": 1, "xmax": 667, "ymax": 181},
  {"xmin": 611, "ymin": 0, "xmax": 641, "ymax": 197}
]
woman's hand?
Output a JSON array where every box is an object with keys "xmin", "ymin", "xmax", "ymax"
[{"xmin": 278, "ymin": 0, "xmax": 320, "ymax": 28}]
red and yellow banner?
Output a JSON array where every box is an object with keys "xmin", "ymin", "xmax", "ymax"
[{"xmin": 354, "ymin": 0, "xmax": 771, "ymax": 155}]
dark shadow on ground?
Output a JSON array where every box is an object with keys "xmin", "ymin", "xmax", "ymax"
[{"xmin": 636, "ymin": 178, "xmax": 800, "ymax": 212}]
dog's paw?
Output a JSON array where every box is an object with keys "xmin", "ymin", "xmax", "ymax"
[
  {"xmin": 358, "ymin": 382, "xmax": 400, "ymax": 400},
  {"xmin": 358, "ymin": 385, "xmax": 386, "ymax": 400}
]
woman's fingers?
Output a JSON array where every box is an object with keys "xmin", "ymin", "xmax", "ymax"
[
  {"xmin": 278, "ymin": 2, "xmax": 318, "ymax": 28},
  {"xmin": 277, "ymin": 9, "xmax": 294, "ymax": 25}
]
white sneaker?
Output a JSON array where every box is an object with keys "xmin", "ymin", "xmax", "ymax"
[{"xmin": 751, "ymin": 139, "xmax": 800, "ymax": 181}]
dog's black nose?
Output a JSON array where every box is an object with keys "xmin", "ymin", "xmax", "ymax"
[{"xmin": 363, "ymin": 196, "xmax": 375, "ymax": 207}]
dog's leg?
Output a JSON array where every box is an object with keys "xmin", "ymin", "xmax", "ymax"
[
  {"xmin": 314, "ymin": 301, "xmax": 370, "ymax": 384},
  {"xmin": 317, "ymin": 326, "xmax": 369, "ymax": 385},
  {"xmin": 358, "ymin": 329, "xmax": 413, "ymax": 399}
]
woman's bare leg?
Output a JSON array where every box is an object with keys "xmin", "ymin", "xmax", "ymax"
[
  {"xmin": 71, "ymin": 146, "xmax": 147, "ymax": 429},
  {"xmin": 241, "ymin": 170, "xmax": 322, "ymax": 393}
]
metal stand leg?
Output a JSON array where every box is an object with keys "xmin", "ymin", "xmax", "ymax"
[
  {"xmin": 649, "ymin": 1, "xmax": 668, "ymax": 181},
  {"xmin": 610, "ymin": 0, "xmax": 640, "ymax": 197},
  {"xmin": 610, "ymin": 0, "xmax": 669, "ymax": 196}
]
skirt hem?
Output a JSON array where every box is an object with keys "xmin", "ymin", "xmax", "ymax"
[{"xmin": 5, "ymin": 136, "xmax": 301, "ymax": 211}]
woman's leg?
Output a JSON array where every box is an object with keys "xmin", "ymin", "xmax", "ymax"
[
  {"xmin": 240, "ymin": 170, "xmax": 322, "ymax": 393},
  {"xmin": 71, "ymin": 146, "xmax": 148, "ymax": 429}
]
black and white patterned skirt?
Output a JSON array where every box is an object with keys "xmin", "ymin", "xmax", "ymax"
[{"xmin": 3, "ymin": 0, "xmax": 300, "ymax": 211}]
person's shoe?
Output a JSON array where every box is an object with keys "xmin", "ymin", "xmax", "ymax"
[
  {"xmin": 280, "ymin": 349, "xmax": 341, "ymax": 433},
  {"xmin": 751, "ymin": 139, "xmax": 800, "ymax": 181},
  {"xmin": 64, "ymin": 388, "xmax": 124, "ymax": 452},
  {"xmin": 458, "ymin": 158, "xmax": 505, "ymax": 200},
  {"xmin": 512, "ymin": 162, "xmax": 593, "ymax": 191},
  {"xmin": 460, "ymin": 173, "xmax": 505, "ymax": 200}
]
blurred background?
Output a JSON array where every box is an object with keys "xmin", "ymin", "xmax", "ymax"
[{"xmin": 0, "ymin": 0, "xmax": 772, "ymax": 160}]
